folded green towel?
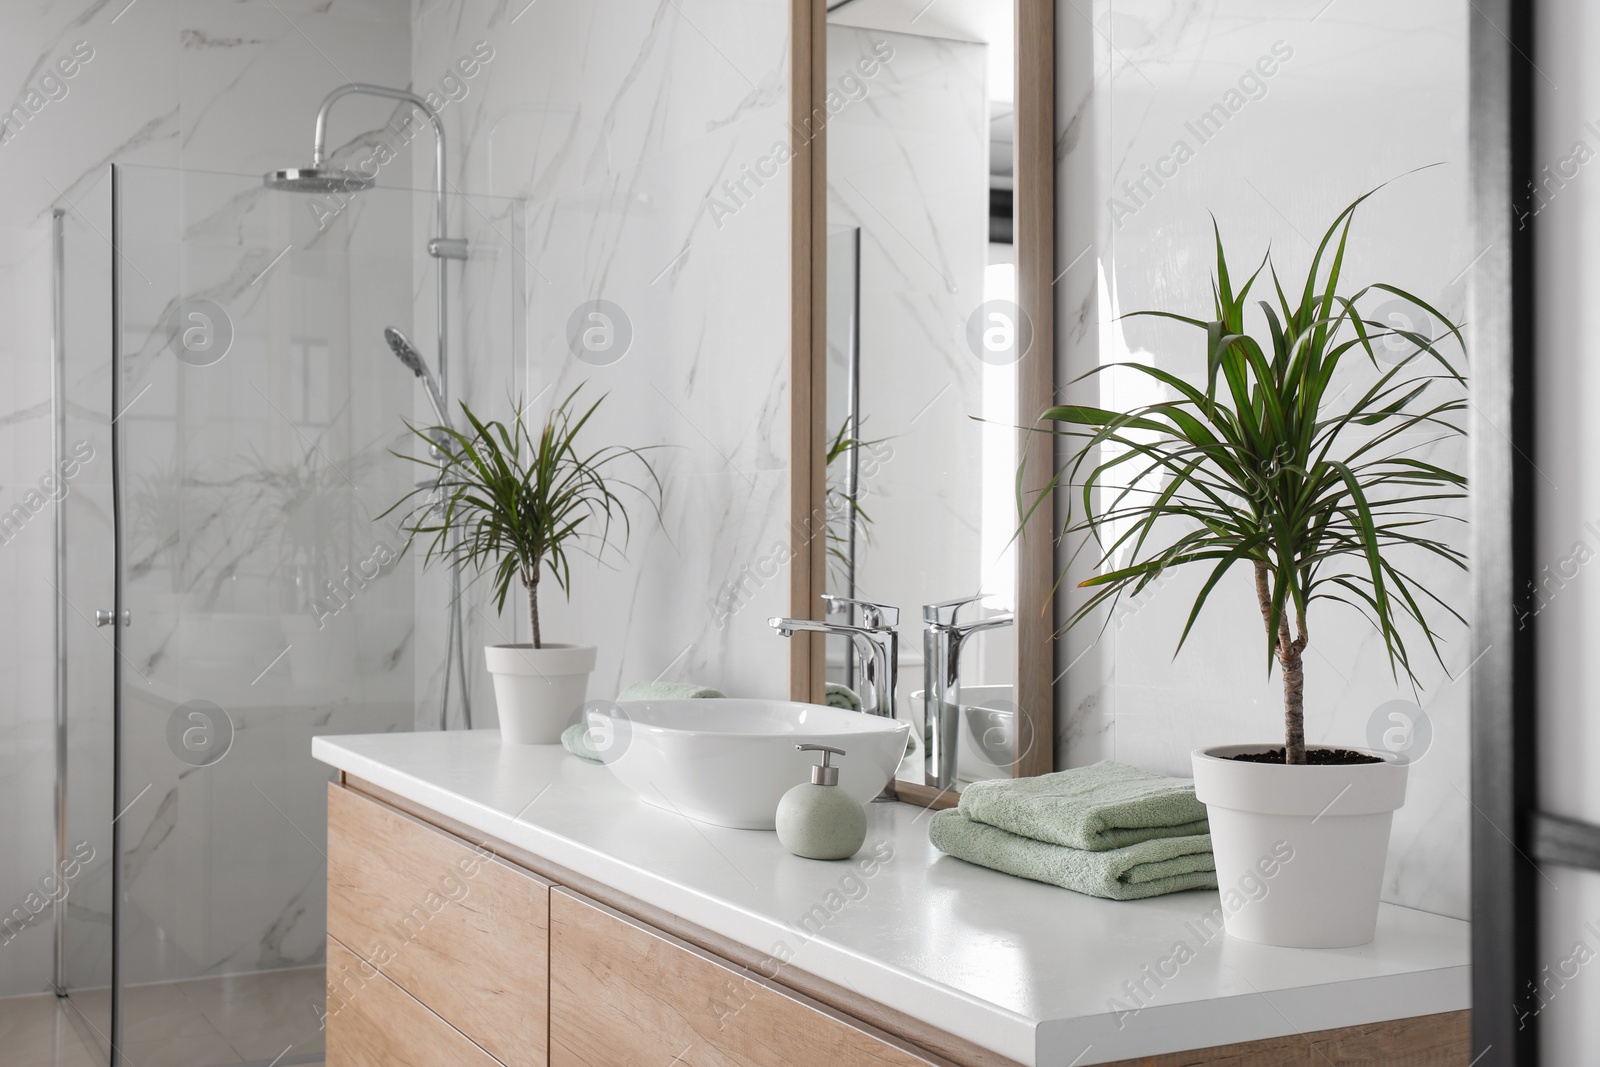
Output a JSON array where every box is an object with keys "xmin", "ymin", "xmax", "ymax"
[
  {"xmin": 958, "ymin": 760, "xmax": 1209, "ymax": 851},
  {"xmin": 824, "ymin": 682, "xmax": 862, "ymax": 711},
  {"xmin": 617, "ymin": 681, "xmax": 725, "ymax": 701},
  {"xmin": 930, "ymin": 810, "xmax": 1217, "ymax": 900},
  {"xmin": 561, "ymin": 722, "xmax": 603, "ymax": 763}
]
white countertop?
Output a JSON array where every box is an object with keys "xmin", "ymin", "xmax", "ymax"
[{"xmin": 312, "ymin": 731, "xmax": 1470, "ymax": 1067}]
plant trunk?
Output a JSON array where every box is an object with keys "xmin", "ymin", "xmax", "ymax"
[
  {"xmin": 1255, "ymin": 561, "xmax": 1308, "ymax": 764},
  {"xmin": 1281, "ymin": 642, "xmax": 1306, "ymax": 764},
  {"xmin": 527, "ymin": 576, "xmax": 542, "ymax": 650}
]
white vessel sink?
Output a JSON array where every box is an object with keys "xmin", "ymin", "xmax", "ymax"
[{"xmin": 586, "ymin": 698, "xmax": 910, "ymax": 830}]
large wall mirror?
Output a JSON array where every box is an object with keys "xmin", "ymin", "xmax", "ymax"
[
  {"xmin": 785, "ymin": 0, "xmax": 1509, "ymax": 1049},
  {"xmin": 789, "ymin": 0, "xmax": 1054, "ymax": 806}
]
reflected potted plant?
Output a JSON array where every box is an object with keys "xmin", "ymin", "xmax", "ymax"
[
  {"xmin": 244, "ymin": 440, "xmax": 375, "ymax": 688},
  {"xmin": 1034, "ymin": 190, "xmax": 1465, "ymax": 947},
  {"xmin": 823, "ymin": 416, "xmax": 884, "ymax": 587},
  {"xmin": 387, "ymin": 387, "xmax": 661, "ymax": 743}
]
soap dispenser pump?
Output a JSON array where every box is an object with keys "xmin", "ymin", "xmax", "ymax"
[{"xmin": 776, "ymin": 744, "xmax": 867, "ymax": 860}]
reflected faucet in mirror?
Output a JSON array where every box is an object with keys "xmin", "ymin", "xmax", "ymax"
[
  {"xmin": 923, "ymin": 595, "xmax": 1014, "ymax": 791},
  {"xmin": 770, "ymin": 595, "xmax": 900, "ymax": 801}
]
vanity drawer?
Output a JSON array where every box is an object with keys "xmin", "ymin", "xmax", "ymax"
[
  {"xmin": 549, "ymin": 887, "xmax": 946, "ymax": 1067},
  {"xmin": 327, "ymin": 784, "xmax": 548, "ymax": 1067},
  {"xmin": 325, "ymin": 936, "xmax": 500, "ymax": 1067}
]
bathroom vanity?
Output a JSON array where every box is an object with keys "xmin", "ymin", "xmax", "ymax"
[{"xmin": 313, "ymin": 732, "xmax": 1469, "ymax": 1066}]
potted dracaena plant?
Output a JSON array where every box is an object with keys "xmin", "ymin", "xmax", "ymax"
[
  {"xmin": 1033, "ymin": 190, "xmax": 1465, "ymax": 948},
  {"xmin": 387, "ymin": 387, "xmax": 661, "ymax": 744}
]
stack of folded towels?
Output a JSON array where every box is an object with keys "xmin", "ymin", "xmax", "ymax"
[{"xmin": 929, "ymin": 761, "xmax": 1217, "ymax": 901}]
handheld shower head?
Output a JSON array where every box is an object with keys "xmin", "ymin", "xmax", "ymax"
[
  {"xmin": 384, "ymin": 326, "xmax": 429, "ymax": 378},
  {"xmin": 384, "ymin": 326, "xmax": 450, "ymax": 430}
]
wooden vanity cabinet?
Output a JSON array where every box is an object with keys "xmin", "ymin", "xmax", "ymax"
[
  {"xmin": 324, "ymin": 780, "xmax": 1468, "ymax": 1067},
  {"xmin": 325, "ymin": 936, "xmax": 501, "ymax": 1067},
  {"xmin": 548, "ymin": 887, "xmax": 944, "ymax": 1067},
  {"xmin": 326, "ymin": 784, "xmax": 550, "ymax": 1067}
]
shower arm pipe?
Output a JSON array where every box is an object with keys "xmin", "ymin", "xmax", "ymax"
[{"xmin": 311, "ymin": 83, "xmax": 452, "ymax": 405}]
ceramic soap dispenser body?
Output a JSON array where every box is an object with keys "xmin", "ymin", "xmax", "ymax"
[{"xmin": 776, "ymin": 744, "xmax": 868, "ymax": 860}]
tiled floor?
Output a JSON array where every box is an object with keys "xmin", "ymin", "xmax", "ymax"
[{"xmin": 0, "ymin": 968, "xmax": 325, "ymax": 1067}]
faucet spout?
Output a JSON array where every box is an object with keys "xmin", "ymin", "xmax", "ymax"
[
  {"xmin": 768, "ymin": 616, "xmax": 833, "ymax": 639},
  {"xmin": 923, "ymin": 596, "xmax": 1015, "ymax": 791},
  {"xmin": 769, "ymin": 604, "xmax": 902, "ymax": 802},
  {"xmin": 767, "ymin": 616, "xmax": 898, "ymax": 721}
]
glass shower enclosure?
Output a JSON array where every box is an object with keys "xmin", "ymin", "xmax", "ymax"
[{"xmin": 51, "ymin": 163, "xmax": 523, "ymax": 1067}]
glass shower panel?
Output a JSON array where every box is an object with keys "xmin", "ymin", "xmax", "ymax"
[
  {"xmin": 56, "ymin": 166, "xmax": 117, "ymax": 1055},
  {"xmin": 109, "ymin": 163, "xmax": 521, "ymax": 1067}
]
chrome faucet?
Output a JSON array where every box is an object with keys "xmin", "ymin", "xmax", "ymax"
[
  {"xmin": 923, "ymin": 595, "xmax": 1014, "ymax": 790},
  {"xmin": 770, "ymin": 595, "xmax": 899, "ymax": 720},
  {"xmin": 770, "ymin": 595, "xmax": 901, "ymax": 801}
]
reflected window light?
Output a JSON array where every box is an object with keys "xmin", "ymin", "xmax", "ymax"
[{"xmin": 980, "ymin": 255, "xmax": 1017, "ymax": 613}]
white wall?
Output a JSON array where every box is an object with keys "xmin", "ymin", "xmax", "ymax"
[
  {"xmin": 1054, "ymin": 0, "xmax": 1472, "ymax": 919},
  {"xmin": 1, "ymin": 0, "xmax": 796, "ymax": 1000},
  {"xmin": 1531, "ymin": 1, "xmax": 1600, "ymax": 1059},
  {"xmin": 412, "ymin": 0, "xmax": 793, "ymax": 705}
]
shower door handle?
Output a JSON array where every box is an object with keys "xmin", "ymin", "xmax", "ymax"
[{"xmin": 96, "ymin": 608, "xmax": 131, "ymax": 627}]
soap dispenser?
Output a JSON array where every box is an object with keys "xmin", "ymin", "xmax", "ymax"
[{"xmin": 776, "ymin": 744, "xmax": 867, "ymax": 860}]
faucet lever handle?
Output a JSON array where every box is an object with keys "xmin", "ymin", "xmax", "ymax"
[
  {"xmin": 923, "ymin": 593, "xmax": 993, "ymax": 626},
  {"xmin": 820, "ymin": 594, "xmax": 900, "ymax": 628}
]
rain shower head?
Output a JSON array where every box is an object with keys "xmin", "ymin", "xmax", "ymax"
[
  {"xmin": 263, "ymin": 166, "xmax": 374, "ymax": 193},
  {"xmin": 384, "ymin": 326, "xmax": 451, "ymax": 430}
]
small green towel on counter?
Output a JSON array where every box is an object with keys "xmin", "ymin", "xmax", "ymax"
[
  {"xmin": 561, "ymin": 722, "xmax": 604, "ymax": 763},
  {"xmin": 930, "ymin": 810, "xmax": 1217, "ymax": 900},
  {"xmin": 957, "ymin": 760, "xmax": 1209, "ymax": 851},
  {"xmin": 616, "ymin": 680, "xmax": 725, "ymax": 701},
  {"xmin": 566, "ymin": 682, "xmax": 725, "ymax": 760}
]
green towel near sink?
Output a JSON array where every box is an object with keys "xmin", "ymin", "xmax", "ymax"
[
  {"xmin": 567, "ymin": 682, "xmax": 725, "ymax": 761},
  {"xmin": 930, "ymin": 810, "xmax": 1217, "ymax": 900},
  {"xmin": 617, "ymin": 681, "xmax": 725, "ymax": 701},
  {"xmin": 561, "ymin": 723, "xmax": 605, "ymax": 763},
  {"xmin": 957, "ymin": 760, "xmax": 1209, "ymax": 851}
]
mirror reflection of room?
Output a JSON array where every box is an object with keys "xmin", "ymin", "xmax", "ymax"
[{"xmin": 823, "ymin": 0, "xmax": 1020, "ymax": 789}]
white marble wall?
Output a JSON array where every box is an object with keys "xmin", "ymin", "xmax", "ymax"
[
  {"xmin": 1054, "ymin": 0, "xmax": 1472, "ymax": 919},
  {"xmin": 412, "ymin": 0, "xmax": 793, "ymax": 705},
  {"xmin": 3, "ymin": 0, "xmax": 797, "ymax": 999}
]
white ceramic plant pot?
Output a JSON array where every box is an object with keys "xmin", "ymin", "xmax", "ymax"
[
  {"xmin": 1191, "ymin": 744, "xmax": 1408, "ymax": 949},
  {"xmin": 485, "ymin": 644, "xmax": 596, "ymax": 744}
]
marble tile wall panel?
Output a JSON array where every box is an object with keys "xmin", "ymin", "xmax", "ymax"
[{"xmin": 412, "ymin": 0, "xmax": 794, "ymax": 706}]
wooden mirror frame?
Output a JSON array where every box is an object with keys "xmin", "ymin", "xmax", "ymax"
[{"xmin": 788, "ymin": 0, "xmax": 1056, "ymax": 806}]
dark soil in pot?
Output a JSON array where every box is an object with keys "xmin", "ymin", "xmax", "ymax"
[{"xmin": 1226, "ymin": 747, "xmax": 1382, "ymax": 765}]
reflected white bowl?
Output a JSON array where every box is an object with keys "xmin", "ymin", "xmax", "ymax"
[
  {"xmin": 910, "ymin": 685, "xmax": 1018, "ymax": 781},
  {"xmin": 957, "ymin": 684, "xmax": 1018, "ymax": 778},
  {"xmin": 587, "ymin": 699, "xmax": 910, "ymax": 830}
]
